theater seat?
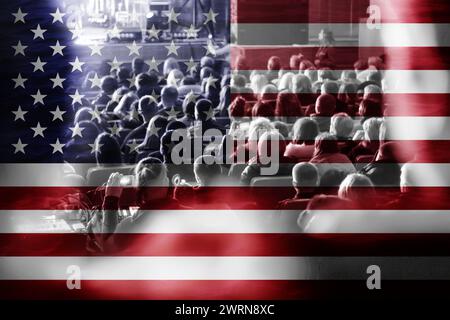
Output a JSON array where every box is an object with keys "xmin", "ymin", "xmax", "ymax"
[
  {"xmin": 250, "ymin": 176, "xmax": 292, "ymax": 187},
  {"xmin": 86, "ymin": 165, "xmax": 135, "ymax": 186}
]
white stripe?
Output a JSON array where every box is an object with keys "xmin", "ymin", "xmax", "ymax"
[
  {"xmin": 232, "ymin": 70, "xmax": 450, "ymax": 94},
  {"xmin": 2, "ymin": 256, "xmax": 450, "ymax": 280},
  {"xmin": 233, "ymin": 23, "xmax": 450, "ymax": 47},
  {"xmin": 4, "ymin": 210, "xmax": 450, "ymax": 234},
  {"xmin": 1, "ymin": 163, "xmax": 449, "ymax": 186}
]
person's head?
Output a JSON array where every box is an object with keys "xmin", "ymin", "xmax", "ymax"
[
  {"xmin": 138, "ymin": 95, "xmax": 158, "ymax": 122},
  {"xmin": 193, "ymin": 155, "xmax": 221, "ymax": 186},
  {"xmin": 117, "ymin": 67, "xmax": 131, "ymax": 83},
  {"xmin": 272, "ymin": 121, "xmax": 289, "ymax": 139},
  {"xmin": 200, "ymin": 56, "xmax": 215, "ymax": 69},
  {"xmin": 292, "ymin": 74, "xmax": 312, "ymax": 94},
  {"xmin": 318, "ymin": 28, "xmax": 335, "ymax": 45},
  {"xmin": 367, "ymin": 71, "xmax": 383, "ymax": 86},
  {"xmin": 200, "ymin": 66, "xmax": 214, "ymax": 82},
  {"xmin": 257, "ymin": 131, "xmax": 286, "ymax": 171},
  {"xmin": 252, "ymin": 100, "xmax": 275, "ymax": 118},
  {"xmin": 161, "ymin": 85, "xmax": 179, "ymax": 108},
  {"xmin": 337, "ymin": 82, "xmax": 358, "ymax": 104},
  {"xmin": 338, "ymin": 173, "xmax": 375, "ymax": 204},
  {"xmin": 267, "ymin": 56, "xmax": 282, "ymax": 71},
  {"xmin": 75, "ymin": 120, "xmax": 100, "ymax": 143},
  {"xmin": 132, "ymin": 57, "xmax": 146, "ymax": 75},
  {"xmin": 292, "ymin": 118, "xmax": 320, "ymax": 144},
  {"xmin": 292, "ymin": 162, "xmax": 319, "ymax": 192},
  {"xmin": 359, "ymin": 99, "xmax": 383, "ymax": 120},
  {"xmin": 320, "ymin": 81, "xmax": 339, "ymax": 96},
  {"xmin": 167, "ymin": 69, "xmax": 184, "ymax": 87},
  {"xmin": 182, "ymin": 92, "xmax": 198, "ymax": 118},
  {"xmin": 363, "ymin": 84, "xmax": 383, "ymax": 103},
  {"xmin": 354, "ymin": 59, "xmax": 368, "ymax": 73},
  {"xmin": 101, "ymin": 76, "xmax": 118, "ymax": 95},
  {"xmin": 304, "ymin": 68, "xmax": 318, "ymax": 83},
  {"xmin": 135, "ymin": 73, "xmax": 157, "ymax": 97},
  {"xmin": 98, "ymin": 59, "xmax": 112, "ymax": 77},
  {"xmin": 315, "ymin": 94, "xmax": 336, "ymax": 116},
  {"xmin": 231, "ymin": 74, "xmax": 247, "ymax": 88},
  {"xmin": 290, "ymin": 54, "xmax": 302, "ymax": 70},
  {"xmin": 111, "ymin": 87, "xmax": 130, "ymax": 103},
  {"xmin": 375, "ymin": 141, "xmax": 400, "ymax": 162},
  {"xmin": 340, "ymin": 70, "xmax": 357, "ymax": 83},
  {"xmin": 114, "ymin": 92, "xmax": 138, "ymax": 116},
  {"xmin": 400, "ymin": 162, "xmax": 422, "ymax": 193},
  {"xmin": 229, "ymin": 96, "xmax": 246, "ymax": 119},
  {"xmin": 134, "ymin": 157, "xmax": 170, "ymax": 202},
  {"xmin": 248, "ymin": 118, "xmax": 275, "ymax": 150},
  {"xmin": 313, "ymin": 132, "xmax": 339, "ymax": 157},
  {"xmin": 74, "ymin": 107, "xmax": 93, "ymax": 124},
  {"xmin": 299, "ymin": 60, "xmax": 314, "ymax": 72},
  {"xmin": 318, "ymin": 69, "xmax": 336, "ymax": 82},
  {"xmin": 163, "ymin": 57, "xmax": 180, "ymax": 77},
  {"xmin": 251, "ymin": 74, "xmax": 269, "ymax": 97},
  {"xmin": 330, "ymin": 113, "xmax": 354, "ymax": 138},
  {"xmin": 143, "ymin": 115, "xmax": 169, "ymax": 146},
  {"xmin": 275, "ymin": 93, "xmax": 302, "ymax": 119},
  {"xmin": 195, "ymin": 99, "xmax": 214, "ymax": 121},
  {"xmin": 260, "ymin": 84, "xmax": 278, "ymax": 101},
  {"xmin": 319, "ymin": 169, "xmax": 347, "ymax": 194},
  {"xmin": 167, "ymin": 120, "xmax": 187, "ymax": 132},
  {"xmin": 277, "ymin": 72, "xmax": 295, "ymax": 92},
  {"xmin": 362, "ymin": 117, "xmax": 383, "ymax": 141},
  {"xmin": 94, "ymin": 133, "xmax": 122, "ymax": 165}
]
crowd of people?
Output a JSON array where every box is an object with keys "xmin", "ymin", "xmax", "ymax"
[{"xmin": 56, "ymin": 36, "xmax": 432, "ymax": 251}]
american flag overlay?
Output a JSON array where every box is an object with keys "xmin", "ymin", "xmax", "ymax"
[{"xmin": 0, "ymin": 0, "xmax": 450, "ymax": 301}]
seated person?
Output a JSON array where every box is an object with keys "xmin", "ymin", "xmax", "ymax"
[
  {"xmin": 156, "ymin": 85, "xmax": 183, "ymax": 119},
  {"xmin": 240, "ymin": 131, "xmax": 293, "ymax": 186},
  {"xmin": 318, "ymin": 168, "xmax": 347, "ymax": 195},
  {"xmin": 310, "ymin": 133, "xmax": 356, "ymax": 177},
  {"xmin": 87, "ymin": 157, "xmax": 182, "ymax": 253},
  {"xmin": 278, "ymin": 162, "xmax": 320, "ymax": 210},
  {"xmin": 275, "ymin": 92, "xmax": 303, "ymax": 123},
  {"xmin": 338, "ymin": 173, "xmax": 376, "ymax": 208},
  {"xmin": 135, "ymin": 72, "xmax": 161, "ymax": 98},
  {"xmin": 284, "ymin": 118, "xmax": 320, "ymax": 162},
  {"xmin": 310, "ymin": 94, "xmax": 337, "ymax": 132},
  {"xmin": 135, "ymin": 115, "xmax": 169, "ymax": 162},
  {"xmin": 92, "ymin": 76, "xmax": 118, "ymax": 106},
  {"xmin": 292, "ymin": 74, "xmax": 315, "ymax": 106},
  {"xmin": 348, "ymin": 117, "xmax": 382, "ymax": 162},
  {"xmin": 192, "ymin": 99, "xmax": 225, "ymax": 135},
  {"xmin": 330, "ymin": 112, "xmax": 354, "ymax": 140}
]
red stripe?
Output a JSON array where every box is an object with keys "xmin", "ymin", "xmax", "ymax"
[
  {"xmin": 232, "ymin": 0, "xmax": 450, "ymax": 23},
  {"xmin": 3, "ymin": 234, "xmax": 450, "ymax": 257},
  {"xmin": 231, "ymin": 46, "xmax": 450, "ymax": 71},
  {"xmin": 2, "ymin": 280, "xmax": 450, "ymax": 299},
  {"xmin": 231, "ymin": 93, "xmax": 450, "ymax": 116},
  {"xmin": 0, "ymin": 187, "xmax": 449, "ymax": 210}
]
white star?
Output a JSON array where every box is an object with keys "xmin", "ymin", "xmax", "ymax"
[
  {"xmin": 70, "ymin": 90, "xmax": 84, "ymax": 105},
  {"xmin": 109, "ymin": 122, "xmax": 122, "ymax": 136},
  {"xmin": 185, "ymin": 24, "xmax": 201, "ymax": 39},
  {"xmin": 203, "ymin": 107, "xmax": 216, "ymax": 121},
  {"xmin": 151, "ymin": 90, "xmax": 160, "ymax": 101},
  {"xmin": 146, "ymin": 57, "xmax": 161, "ymax": 72},
  {"xmin": 147, "ymin": 24, "xmax": 161, "ymax": 39},
  {"xmin": 12, "ymin": 139, "xmax": 27, "ymax": 154},
  {"xmin": 31, "ymin": 24, "xmax": 47, "ymax": 40},
  {"xmin": 108, "ymin": 57, "xmax": 122, "ymax": 72},
  {"xmin": 31, "ymin": 90, "xmax": 46, "ymax": 105},
  {"xmin": 89, "ymin": 106, "xmax": 102, "ymax": 122},
  {"xmin": 12, "ymin": 8, "xmax": 27, "ymax": 24},
  {"xmin": 12, "ymin": 74, "xmax": 27, "ymax": 89},
  {"xmin": 70, "ymin": 25, "xmax": 83, "ymax": 39},
  {"xmin": 70, "ymin": 57, "xmax": 85, "ymax": 72},
  {"xmin": 50, "ymin": 40, "xmax": 66, "ymax": 56},
  {"xmin": 203, "ymin": 39, "xmax": 216, "ymax": 56},
  {"xmin": 31, "ymin": 122, "xmax": 47, "ymax": 138},
  {"xmin": 50, "ymin": 106, "xmax": 66, "ymax": 122},
  {"xmin": 89, "ymin": 73, "xmax": 102, "ymax": 89},
  {"xmin": 127, "ymin": 139, "xmax": 140, "ymax": 153},
  {"xmin": 166, "ymin": 106, "xmax": 180, "ymax": 120},
  {"xmin": 50, "ymin": 139, "xmax": 65, "ymax": 154},
  {"xmin": 12, "ymin": 41, "xmax": 27, "ymax": 56},
  {"xmin": 127, "ymin": 41, "xmax": 142, "ymax": 56},
  {"xmin": 184, "ymin": 57, "xmax": 198, "ymax": 73},
  {"xmin": 109, "ymin": 25, "xmax": 122, "ymax": 38},
  {"xmin": 165, "ymin": 41, "xmax": 180, "ymax": 56},
  {"xmin": 203, "ymin": 8, "xmax": 219, "ymax": 24},
  {"xmin": 31, "ymin": 57, "xmax": 47, "ymax": 72},
  {"xmin": 88, "ymin": 143, "xmax": 103, "ymax": 154},
  {"xmin": 50, "ymin": 8, "xmax": 66, "ymax": 24},
  {"xmin": 206, "ymin": 76, "xmax": 218, "ymax": 89},
  {"xmin": 185, "ymin": 90, "xmax": 199, "ymax": 104},
  {"xmin": 69, "ymin": 123, "xmax": 85, "ymax": 138},
  {"xmin": 50, "ymin": 73, "xmax": 65, "ymax": 88},
  {"xmin": 166, "ymin": 8, "xmax": 181, "ymax": 23},
  {"xmin": 128, "ymin": 108, "xmax": 140, "ymax": 122},
  {"xmin": 12, "ymin": 106, "xmax": 27, "ymax": 121},
  {"xmin": 89, "ymin": 43, "xmax": 104, "ymax": 56},
  {"xmin": 127, "ymin": 74, "xmax": 136, "ymax": 88},
  {"xmin": 147, "ymin": 124, "xmax": 161, "ymax": 137}
]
